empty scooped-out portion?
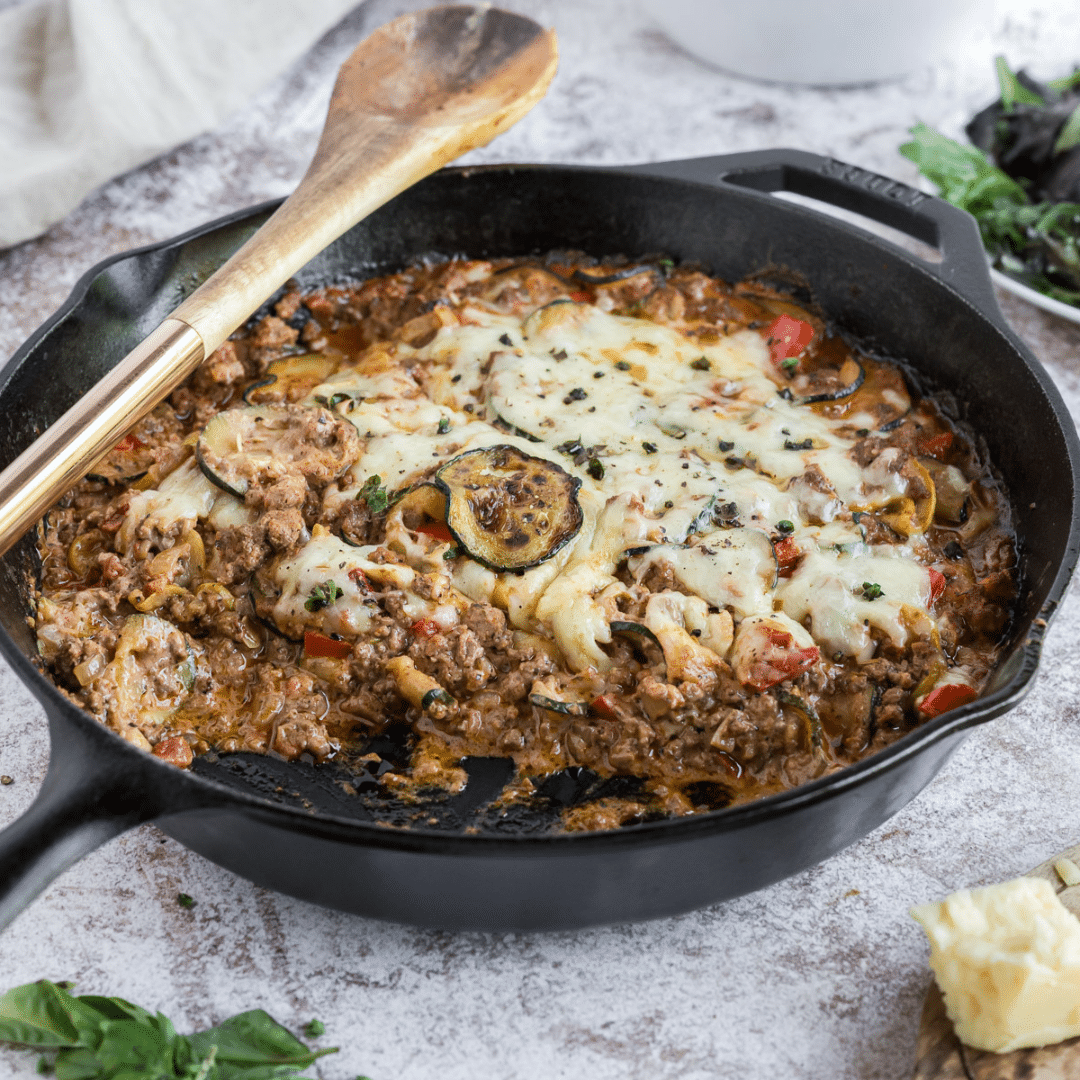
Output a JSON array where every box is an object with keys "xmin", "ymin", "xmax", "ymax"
[{"xmin": 33, "ymin": 254, "xmax": 1017, "ymax": 830}]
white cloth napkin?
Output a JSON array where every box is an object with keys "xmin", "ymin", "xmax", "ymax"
[{"xmin": 0, "ymin": 0, "xmax": 361, "ymax": 247}]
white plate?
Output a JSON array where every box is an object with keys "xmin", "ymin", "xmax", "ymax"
[{"xmin": 990, "ymin": 267, "xmax": 1080, "ymax": 326}]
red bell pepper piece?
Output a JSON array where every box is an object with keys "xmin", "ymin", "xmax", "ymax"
[
  {"xmin": 774, "ymin": 537, "xmax": 800, "ymax": 577},
  {"xmin": 918, "ymin": 682, "xmax": 978, "ymax": 718},
  {"xmin": 304, "ymin": 630, "xmax": 352, "ymax": 660},
  {"xmin": 569, "ymin": 290, "xmax": 592, "ymax": 303},
  {"xmin": 590, "ymin": 694, "xmax": 619, "ymax": 720},
  {"xmin": 918, "ymin": 431, "xmax": 954, "ymax": 459},
  {"xmin": 766, "ymin": 314, "xmax": 814, "ymax": 365},
  {"xmin": 416, "ymin": 520, "xmax": 454, "ymax": 544},
  {"xmin": 348, "ymin": 567, "xmax": 370, "ymax": 590},
  {"xmin": 928, "ymin": 568, "xmax": 946, "ymax": 604},
  {"xmin": 409, "ymin": 618, "xmax": 440, "ymax": 638},
  {"xmin": 115, "ymin": 433, "xmax": 144, "ymax": 453}
]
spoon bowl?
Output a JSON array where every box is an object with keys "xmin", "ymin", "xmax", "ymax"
[{"xmin": 0, "ymin": 4, "xmax": 557, "ymax": 557}]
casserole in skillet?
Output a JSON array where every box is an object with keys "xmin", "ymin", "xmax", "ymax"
[
  {"xmin": 0, "ymin": 151, "xmax": 1076, "ymax": 929},
  {"xmin": 33, "ymin": 251, "xmax": 1017, "ymax": 831}
]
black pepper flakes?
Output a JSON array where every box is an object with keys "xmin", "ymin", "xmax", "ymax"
[
  {"xmin": 718, "ymin": 440, "xmax": 734, "ymax": 452},
  {"xmin": 499, "ymin": 333, "xmax": 513, "ymax": 347},
  {"xmin": 563, "ymin": 387, "xmax": 587, "ymax": 404},
  {"xmin": 784, "ymin": 438, "xmax": 814, "ymax": 451},
  {"xmin": 643, "ymin": 442, "xmax": 658, "ymax": 454},
  {"xmin": 615, "ymin": 360, "xmax": 631, "ymax": 371},
  {"xmin": 593, "ymin": 370, "xmax": 605, "ymax": 378},
  {"xmin": 690, "ymin": 357, "xmax": 711, "ymax": 371}
]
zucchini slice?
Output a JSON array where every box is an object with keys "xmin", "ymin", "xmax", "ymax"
[
  {"xmin": 196, "ymin": 403, "xmax": 359, "ymax": 499},
  {"xmin": 242, "ymin": 354, "xmax": 337, "ymax": 405},
  {"xmin": 435, "ymin": 445, "xmax": 583, "ymax": 571},
  {"xmin": 609, "ymin": 620, "xmax": 662, "ymax": 646},
  {"xmin": 793, "ymin": 356, "xmax": 865, "ymax": 405},
  {"xmin": 571, "ymin": 264, "xmax": 660, "ymax": 286},
  {"xmin": 528, "ymin": 692, "xmax": 588, "ymax": 716},
  {"xmin": 105, "ymin": 614, "xmax": 196, "ymax": 733}
]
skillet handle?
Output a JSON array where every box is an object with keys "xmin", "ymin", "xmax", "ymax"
[
  {"xmin": 0, "ymin": 713, "xmax": 181, "ymax": 932},
  {"xmin": 630, "ymin": 149, "xmax": 1001, "ymax": 318}
]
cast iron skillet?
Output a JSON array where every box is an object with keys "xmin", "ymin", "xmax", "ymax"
[{"xmin": 0, "ymin": 150, "xmax": 1077, "ymax": 932}]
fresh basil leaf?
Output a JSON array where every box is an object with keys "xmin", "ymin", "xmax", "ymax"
[
  {"xmin": 52, "ymin": 1047, "xmax": 103, "ymax": 1080},
  {"xmin": 995, "ymin": 55, "xmax": 1045, "ymax": 109},
  {"xmin": 92, "ymin": 1018, "xmax": 185, "ymax": 1076},
  {"xmin": 187, "ymin": 1010, "xmax": 335, "ymax": 1068},
  {"xmin": 215, "ymin": 1066, "xmax": 319, "ymax": 1080},
  {"xmin": 1054, "ymin": 100, "xmax": 1080, "ymax": 155},
  {"xmin": 73, "ymin": 996, "xmax": 159, "ymax": 1029},
  {"xmin": 0, "ymin": 982, "xmax": 106, "ymax": 1050}
]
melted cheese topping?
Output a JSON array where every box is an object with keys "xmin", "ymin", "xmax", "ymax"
[
  {"xmin": 305, "ymin": 300, "xmax": 936, "ymax": 671},
  {"xmin": 133, "ymin": 297, "xmax": 941, "ymax": 676}
]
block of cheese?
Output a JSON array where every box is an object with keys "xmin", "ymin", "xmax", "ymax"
[{"xmin": 911, "ymin": 876, "xmax": 1080, "ymax": 1053}]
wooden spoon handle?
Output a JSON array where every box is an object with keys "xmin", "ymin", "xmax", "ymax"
[{"xmin": 0, "ymin": 8, "xmax": 556, "ymax": 558}]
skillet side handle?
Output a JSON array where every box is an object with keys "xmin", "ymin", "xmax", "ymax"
[
  {"xmin": 0, "ymin": 716, "xmax": 178, "ymax": 932},
  {"xmin": 629, "ymin": 149, "xmax": 1002, "ymax": 319}
]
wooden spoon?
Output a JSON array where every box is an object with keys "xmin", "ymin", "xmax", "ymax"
[
  {"xmin": 913, "ymin": 843, "xmax": 1080, "ymax": 1079},
  {"xmin": 0, "ymin": 5, "xmax": 557, "ymax": 556}
]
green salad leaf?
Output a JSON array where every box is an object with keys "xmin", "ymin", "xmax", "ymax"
[
  {"xmin": 900, "ymin": 121, "xmax": 1080, "ymax": 305},
  {"xmin": 0, "ymin": 982, "xmax": 339, "ymax": 1080}
]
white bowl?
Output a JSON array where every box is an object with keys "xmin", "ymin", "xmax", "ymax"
[{"xmin": 641, "ymin": 0, "xmax": 980, "ymax": 86}]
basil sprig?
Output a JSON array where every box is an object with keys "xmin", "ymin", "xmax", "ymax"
[{"xmin": 0, "ymin": 980, "xmax": 338, "ymax": 1079}]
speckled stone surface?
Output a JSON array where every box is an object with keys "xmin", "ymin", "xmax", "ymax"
[{"xmin": 1, "ymin": 2, "xmax": 1079, "ymax": 1077}]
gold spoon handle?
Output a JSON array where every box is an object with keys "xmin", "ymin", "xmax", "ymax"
[{"xmin": 0, "ymin": 6, "xmax": 556, "ymax": 558}]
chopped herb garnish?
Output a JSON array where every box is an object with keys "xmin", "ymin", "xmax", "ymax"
[
  {"xmin": 777, "ymin": 520, "xmax": 795, "ymax": 534},
  {"xmin": 305, "ymin": 580, "xmax": 344, "ymax": 612},
  {"xmin": 556, "ymin": 437, "xmax": 584, "ymax": 457},
  {"xmin": 784, "ymin": 438, "xmax": 814, "ymax": 451},
  {"xmin": 587, "ymin": 458, "xmax": 605, "ymax": 480},
  {"xmin": 177, "ymin": 893, "xmax": 196, "ymax": 909},
  {"xmin": 437, "ymin": 417, "xmax": 451, "ymax": 434},
  {"xmin": 642, "ymin": 441, "xmax": 658, "ymax": 454},
  {"xmin": 312, "ymin": 394, "xmax": 329, "ymax": 407},
  {"xmin": 861, "ymin": 581, "xmax": 884, "ymax": 601},
  {"xmin": 690, "ymin": 356, "xmax": 711, "ymax": 371},
  {"xmin": 358, "ymin": 474, "xmax": 388, "ymax": 513},
  {"xmin": 303, "ymin": 1019, "xmax": 326, "ymax": 1038},
  {"xmin": 564, "ymin": 387, "xmax": 587, "ymax": 403},
  {"xmin": 615, "ymin": 360, "xmax": 631, "ymax": 371},
  {"xmin": 443, "ymin": 546, "xmax": 461, "ymax": 560},
  {"xmin": 718, "ymin": 440, "xmax": 734, "ymax": 452},
  {"xmin": 856, "ymin": 427, "xmax": 870, "ymax": 437},
  {"xmin": 780, "ymin": 357, "xmax": 800, "ymax": 371},
  {"xmin": 593, "ymin": 370, "xmax": 605, "ymax": 378},
  {"xmin": 328, "ymin": 392, "xmax": 352, "ymax": 408}
]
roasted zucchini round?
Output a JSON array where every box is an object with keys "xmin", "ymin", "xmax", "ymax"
[{"xmin": 435, "ymin": 445, "xmax": 583, "ymax": 571}]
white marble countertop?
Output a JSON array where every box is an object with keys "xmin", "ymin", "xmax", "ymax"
[{"xmin": 2, "ymin": 2, "xmax": 1080, "ymax": 1077}]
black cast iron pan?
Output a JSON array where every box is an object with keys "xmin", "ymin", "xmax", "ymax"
[{"xmin": 0, "ymin": 150, "xmax": 1077, "ymax": 932}]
